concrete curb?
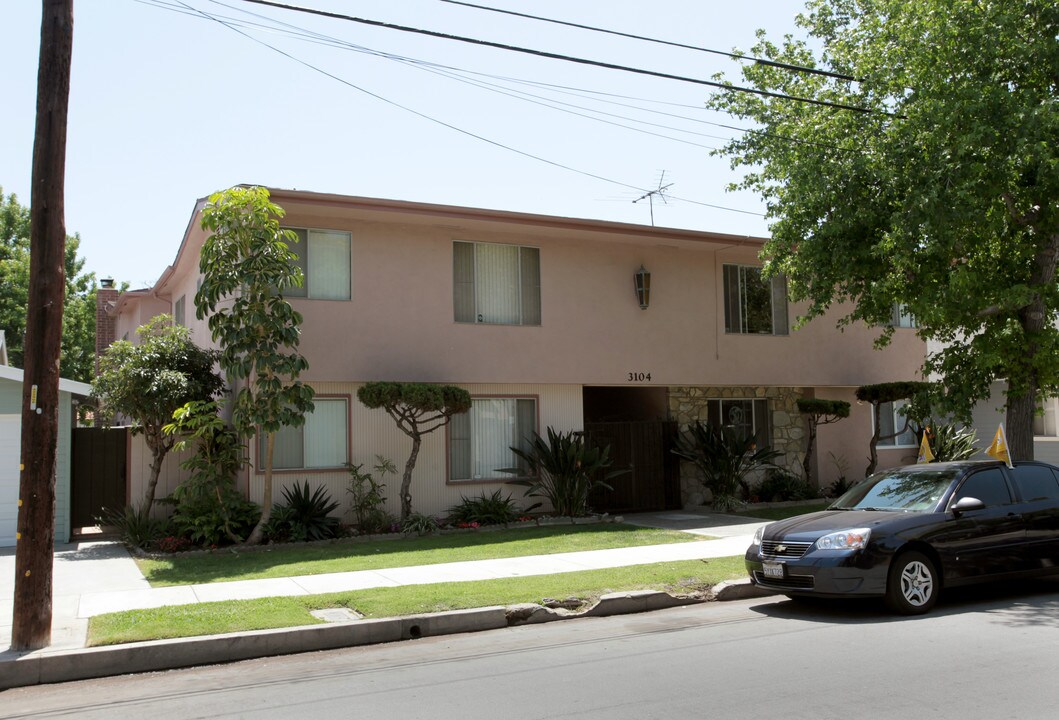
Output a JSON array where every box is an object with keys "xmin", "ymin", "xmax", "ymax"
[{"xmin": 0, "ymin": 581, "xmax": 779, "ymax": 690}]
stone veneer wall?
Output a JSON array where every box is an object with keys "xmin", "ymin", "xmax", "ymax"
[{"xmin": 668, "ymin": 386, "xmax": 806, "ymax": 508}]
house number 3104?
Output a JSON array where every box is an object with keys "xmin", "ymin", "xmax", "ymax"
[{"xmin": 627, "ymin": 372, "xmax": 652, "ymax": 382}]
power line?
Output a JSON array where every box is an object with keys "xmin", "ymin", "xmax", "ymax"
[
  {"xmin": 235, "ymin": 0, "xmax": 877, "ymax": 115},
  {"xmin": 143, "ymin": 0, "xmax": 857, "ymax": 153},
  {"xmin": 440, "ymin": 0, "xmax": 860, "ymax": 83},
  {"xmin": 172, "ymin": 1, "xmax": 765, "ymax": 217}
]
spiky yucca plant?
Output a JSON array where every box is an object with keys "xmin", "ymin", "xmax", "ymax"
[
  {"xmin": 505, "ymin": 427, "xmax": 622, "ymax": 517},
  {"xmin": 672, "ymin": 422, "xmax": 782, "ymax": 511}
]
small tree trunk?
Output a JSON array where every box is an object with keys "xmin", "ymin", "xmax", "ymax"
[
  {"xmin": 802, "ymin": 418, "xmax": 818, "ymax": 482},
  {"xmin": 865, "ymin": 403, "xmax": 881, "ymax": 477},
  {"xmin": 141, "ymin": 431, "xmax": 171, "ymax": 515},
  {"xmin": 1006, "ymin": 381, "xmax": 1035, "ymax": 462},
  {"xmin": 400, "ymin": 434, "xmax": 421, "ymax": 521},
  {"xmin": 245, "ymin": 431, "xmax": 274, "ymax": 544}
]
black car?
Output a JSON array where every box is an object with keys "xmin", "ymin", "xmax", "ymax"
[{"xmin": 745, "ymin": 460, "xmax": 1059, "ymax": 614}]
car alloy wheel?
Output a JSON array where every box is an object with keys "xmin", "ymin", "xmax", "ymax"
[{"xmin": 886, "ymin": 551, "xmax": 938, "ymax": 614}]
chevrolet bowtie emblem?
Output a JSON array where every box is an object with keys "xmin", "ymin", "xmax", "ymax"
[{"xmin": 776, "ymin": 544, "xmax": 787, "ymax": 553}]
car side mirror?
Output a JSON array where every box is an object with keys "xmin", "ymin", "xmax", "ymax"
[{"xmin": 951, "ymin": 496, "xmax": 985, "ymax": 516}]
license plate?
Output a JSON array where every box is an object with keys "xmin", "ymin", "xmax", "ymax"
[{"xmin": 763, "ymin": 561, "xmax": 785, "ymax": 579}]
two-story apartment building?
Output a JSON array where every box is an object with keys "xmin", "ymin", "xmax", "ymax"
[{"xmin": 103, "ymin": 187, "xmax": 926, "ymax": 519}]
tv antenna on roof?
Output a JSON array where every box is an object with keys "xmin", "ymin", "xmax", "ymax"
[{"xmin": 633, "ymin": 171, "xmax": 673, "ymax": 226}]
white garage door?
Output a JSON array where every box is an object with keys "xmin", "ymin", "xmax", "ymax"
[{"xmin": 0, "ymin": 415, "xmax": 20, "ymax": 547}]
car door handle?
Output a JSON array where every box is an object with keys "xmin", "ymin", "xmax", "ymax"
[{"xmin": 1006, "ymin": 512, "xmax": 1023, "ymax": 520}]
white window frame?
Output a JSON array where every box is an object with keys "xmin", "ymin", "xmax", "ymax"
[
  {"xmin": 448, "ymin": 396, "xmax": 538, "ymax": 482},
  {"xmin": 173, "ymin": 295, "xmax": 186, "ymax": 326},
  {"xmin": 258, "ymin": 397, "xmax": 350, "ymax": 471},
  {"xmin": 722, "ymin": 264, "xmax": 788, "ymax": 336},
  {"xmin": 282, "ymin": 227, "xmax": 352, "ymax": 301},
  {"xmin": 453, "ymin": 241, "xmax": 541, "ymax": 326},
  {"xmin": 876, "ymin": 399, "xmax": 917, "ymax": 448}
]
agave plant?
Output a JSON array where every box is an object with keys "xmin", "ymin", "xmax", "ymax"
[
  {"xmin": 672, "ymin": 422, "xmax": 782, "ymax": 511},
  {"xmin": 504, "ymin": 427, "xmax": 623, "ymax": 517},
  {"xmin": 922, "ymin": 422, "xmax": 978, "ymax": 462},
  {"xmin": 267, "ymin": 481, "xmax": 342, "ymax": 542}
]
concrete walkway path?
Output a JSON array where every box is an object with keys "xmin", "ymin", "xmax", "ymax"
[{"xmin": 2, "ymin": 509, "xmax": 767, "ymax": 652}]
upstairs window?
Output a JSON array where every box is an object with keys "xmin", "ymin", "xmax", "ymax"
[
  {"xmin": 173, "ymin": 295, "xmax": 186, "ymax": 326},
  {"xmin": 449, "ymin": 397, "xmax": 537, "ymax": 481},
  {"xmin": 723, "ymin": 264, "xmax": 788, "ymax": 335},
  {"xmin": 1034, "ymin": 397, "xmax": 1059, "ymax": 437},
  {"xmin": 283, "ymin": 228, "xmax": 352, "ymax": 300},
  {"xmin": 889, "ymin": 303, "xmax": 917, "ymax": 328},
  {"xmin": 453, "ymin": 241, "xmax": 541, "ymax": 325}
]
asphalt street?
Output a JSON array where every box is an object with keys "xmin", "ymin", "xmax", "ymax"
[{"xmin": 4, "ymin": 579, "xmax": 1059, "ymax": 720}]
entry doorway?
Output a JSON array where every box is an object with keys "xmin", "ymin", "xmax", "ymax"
[{"xmin": 583, "ymin": 387, "xmax": 680, "ymax": 513}]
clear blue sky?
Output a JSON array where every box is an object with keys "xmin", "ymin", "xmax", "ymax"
[{"xmin": 1, "ymin": 0, "xmax": 805, "ymax": 288}]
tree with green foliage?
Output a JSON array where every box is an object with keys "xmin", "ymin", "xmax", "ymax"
[
  {"xmin": 855, "ymin": 382, "xmax": 928, "ymax": 476},
  {"xmin": 196, "ymin": 186, "xmax": 315, "ymax": 544},
  {"xmin": 357, "ymin": 382, "xmax": 472, "ymax": 520},
  {"xmin": 1, "ymin": 186, "xmax": 98, "ymax": 382},
  {"xmin": 707, "ymin": 0, "xmax": 1059, "ymax": 461},
  {"xmin": 795, "ymin": 398, "xmax": 851, "ymax": 483},
  {"xmin": 92, "ymin": 315, "xmax": 225, "ymax": 512}
]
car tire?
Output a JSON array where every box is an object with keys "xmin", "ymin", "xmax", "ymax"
[{"xmin": 885, "ymin": 550, "xmax": 939, "ymax": 615}]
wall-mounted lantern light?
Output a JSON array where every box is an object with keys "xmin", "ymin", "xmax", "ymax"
[{"xmin": 634, "ymin": 265, "xmax": 651, "ymax": 309}]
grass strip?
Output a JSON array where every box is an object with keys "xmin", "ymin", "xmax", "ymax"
[
  {"xmin": 137, "ymin": 524, "xmax": 701, "ymax": 587},
  {"xmin": 89, "ymin": 556, "xmax": 745, "ymax": 646}
]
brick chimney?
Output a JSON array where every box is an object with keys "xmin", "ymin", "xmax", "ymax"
[{"xmin": 95, "ymin": 278, "xmax": 119, "ymax": 375}]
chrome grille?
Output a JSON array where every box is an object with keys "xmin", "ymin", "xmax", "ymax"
[
  {"xmin": 753, "ymin": 571, "xmax": 815, "ymax": 590},
  {"xmin": 761, "ymin": 540, "xmax": 813, "ymax": 558}
]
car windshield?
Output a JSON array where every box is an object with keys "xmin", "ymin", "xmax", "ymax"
[{"xmin": 831, "ymin": 468, "xmax": 956, "ymax": 511}]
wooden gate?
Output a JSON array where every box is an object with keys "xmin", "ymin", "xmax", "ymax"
[
  {"xmin": 585, "ymin": 421, "xmax": 680, "ymax": 513},
  {"xmin": 71, "ymin": 427, "xmax": 127, "ymax": 527}
]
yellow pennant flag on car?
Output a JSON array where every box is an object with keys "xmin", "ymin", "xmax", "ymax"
[
  {"xmin": 986, "ymin": 423, "xmax": 1013, "ymax": 468},
  {"xmin": 917, "ymin": 430, "xmax": 935, "ymax": 464}
]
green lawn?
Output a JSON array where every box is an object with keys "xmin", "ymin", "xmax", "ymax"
[
  {"xmin": 89, "ymin": 556, "xmax": 745, "ymax": 646},
  {"xmin": 732, "ymin": 501, "xmax": 831, "ymax": 521},
  {"xmin": 137, "ymin": 524, "xmax": 701, "ymax": 587}
]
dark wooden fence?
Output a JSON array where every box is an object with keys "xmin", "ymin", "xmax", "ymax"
[
  {"xmin": 71, "ymin": 427, "xmax": 127, "ymax": 527},
  {"xmin": 585, "ymin": 420, "xmax": 681, "ymax": 513}
]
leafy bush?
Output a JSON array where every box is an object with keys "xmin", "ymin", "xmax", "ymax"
[
  {"xmin": 400, "ymin": 512, "xmax": 440, "ymax": 535},
  {"xmin": 757, "ymin": 469, "xmax": 819, "ymax": 503},
  {"xmin": 164, "ymin": 400, "xmax": 258, "ymax": 546},
  {"xmin": 672, "ymin": 422, "xmax": 782, "ymax": 511},
  {"xmin": 98, "ymin": 505, "xmax": 167, "ymax": 550},
  {"xmin": 506, "ymin": 427, "xmax": 622, "ymax": 517},
  {"xmin": 265, "ymin": 481, "xmax": 342, "ymax": 543},
  {"xmin": 447, "ymin": 489, "xmax": 522, "ymax": 525},
  {"xmin": 347, "ymin": 456, "xmax": 397, "ymax": 534}
]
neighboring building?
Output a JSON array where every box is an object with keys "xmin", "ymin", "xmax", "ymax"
[
  {"xmin": 0, "ymin": 362, "xmax": 92, "ymax": 547},
  {"xmin": 102, "ymin": 188, "xmax": 927, "ymax": 518}
]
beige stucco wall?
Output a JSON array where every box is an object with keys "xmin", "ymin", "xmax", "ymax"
[{"xmin": 113, "ymin": 191, "xmax": 932, "ymax": 519}]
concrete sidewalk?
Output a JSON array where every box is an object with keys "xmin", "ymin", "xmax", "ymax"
[{"xmin": 2, "ymin": 510, "xmax": 766, "ymax": 653}]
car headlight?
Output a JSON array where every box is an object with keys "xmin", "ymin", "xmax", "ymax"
[
  {"xmin": 815, "ymin": 528, "xmax": 871, "ymax": 551},
  {"xmin": 752, "ymin": 525, "xmax": 766, "ymax": 546}
]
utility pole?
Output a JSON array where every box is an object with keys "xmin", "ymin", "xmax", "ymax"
[{"xmin": 12, "ymin": 0, "xmax": 74, "ymax": 651}]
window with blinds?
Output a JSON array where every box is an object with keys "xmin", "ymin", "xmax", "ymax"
[
  {"xmin": 449, "ymin": 397, "xmax": 537, "ymax": 481},
  {"xmin": 259, "ymin": 398, "xmax": 349, "ymax": 470},
  {"xmin": 453, "ymin": 241, "xmax": 541, "ymax": 325},
  {"xmin": 283, "ymin": 228, "xmax": 352, "ymax": 300}
]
